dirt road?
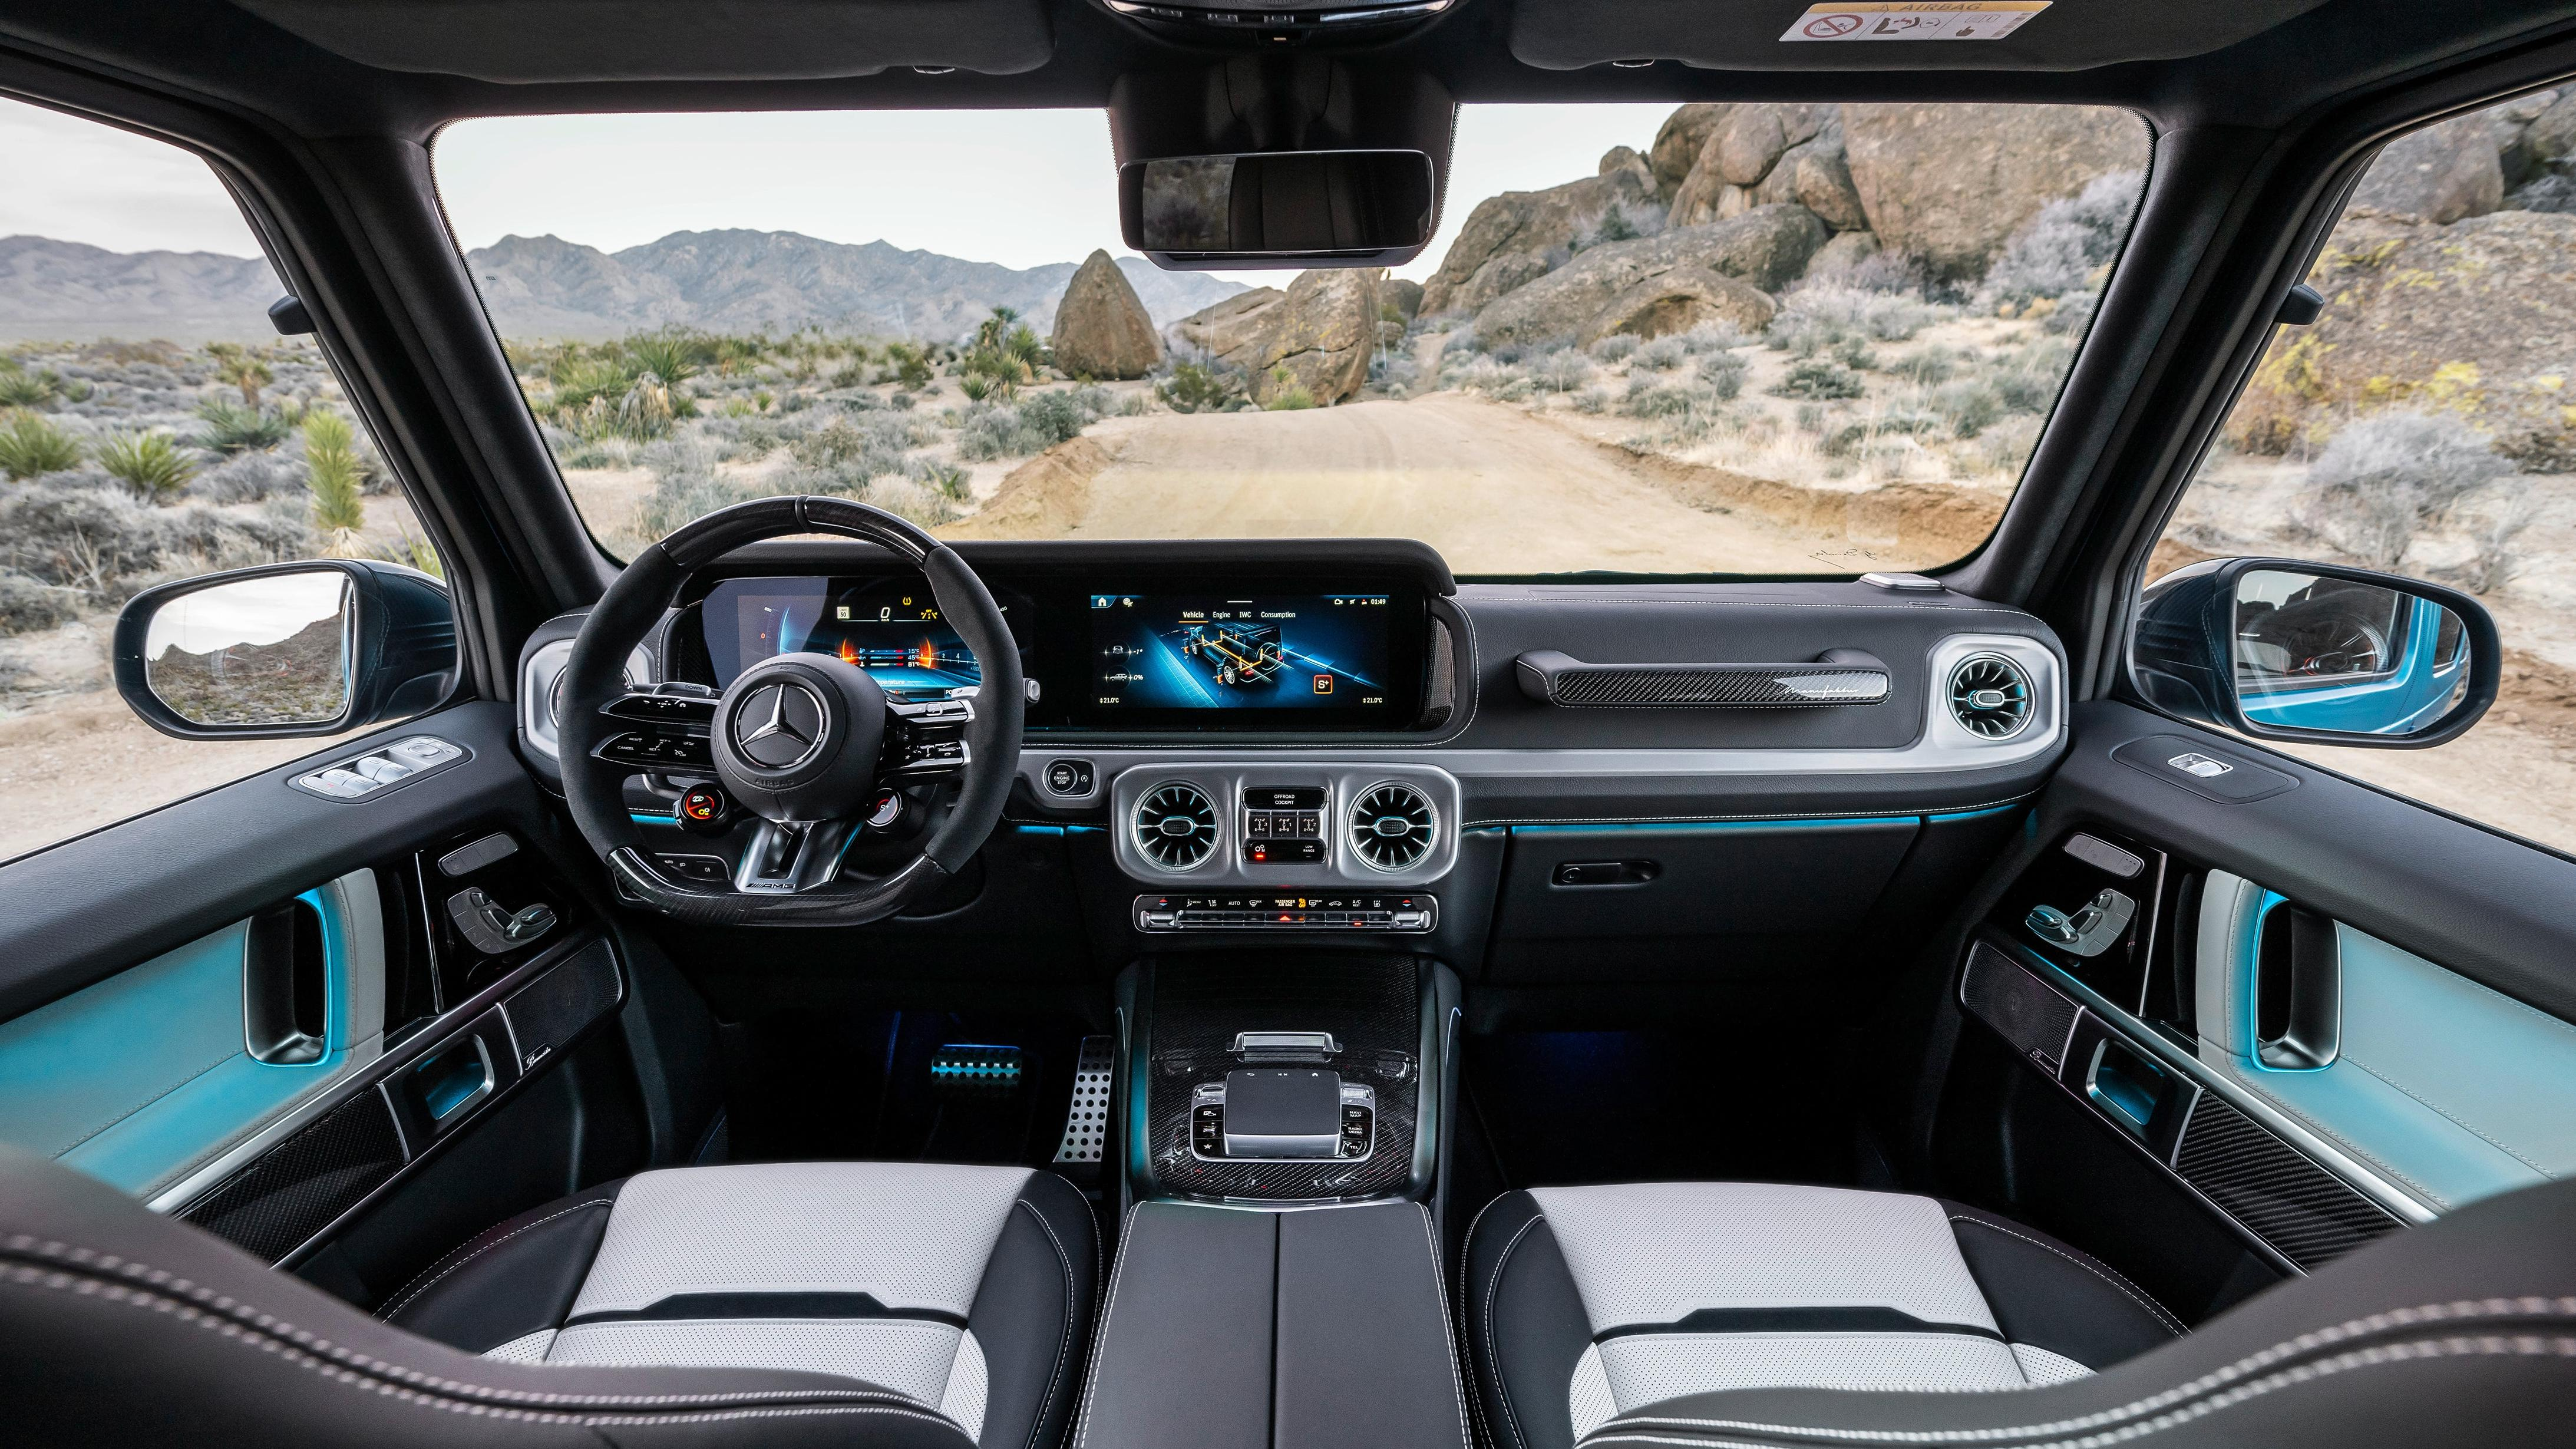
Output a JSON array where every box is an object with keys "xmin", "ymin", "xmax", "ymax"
[{"xmin": 946, "ymin": 394, "xmax": 1843, "ymax": 575}]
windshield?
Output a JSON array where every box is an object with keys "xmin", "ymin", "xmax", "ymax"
[{"xmin": 436, "ymin": 104, "xmax": 2148, "ymax": 577}]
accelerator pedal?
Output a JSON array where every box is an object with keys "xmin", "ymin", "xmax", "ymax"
[{"xmin": 1053, "ymin": 1035, "xmax": 1115, "ymax": 1178}]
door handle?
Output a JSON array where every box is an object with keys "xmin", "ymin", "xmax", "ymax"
[
  {"xmin": 1553, "ymin": 859, "xmax": 1660, "ymax": 887},
  {"xmin": 2254, "ymin": 900, "xmax": 2341, "ymax": 1070},
  {"xmin": 243, "ymin": 897, "xmax": 329, "ymax": 1065}
]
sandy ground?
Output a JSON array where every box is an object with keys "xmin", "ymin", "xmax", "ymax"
[
  {"xmin": 0, "ymin": 697, "xmax": 357, "ymax": 861},
  {"xmin": 945, "ymin": 394, "xmax": 1841, "ymax": 575}
]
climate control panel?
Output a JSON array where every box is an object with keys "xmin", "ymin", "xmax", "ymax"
[{"xmin": 1134, "ymin": 893, "xmax": 1435, "ymax": 932}]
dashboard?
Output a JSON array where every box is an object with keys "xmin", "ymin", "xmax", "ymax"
[{"xmin": 686, "ymin": 567, "xmax": 1438, "ymax": 732}]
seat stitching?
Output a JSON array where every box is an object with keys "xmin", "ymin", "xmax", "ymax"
[
  {"xmin": 0, "ymin": 1262, "xmax": 970, "ymax": 1434},
  {"xmin": 1583, "ymin": 1295, "xmax": 2576, "ymax": 1444},
  {"xmin": 1484, "ymin": 1211, "xmax": 1547, "ymax": 1449},
  {"xmin": 1459, "ymin": 1193, "xmax": 1511, "ymax": 1449},
  {"xmin": 1418, "ymin": 1202, "xmax": 1476, "ymax": 1449},
  {"xmin": 1579, "ymin": 1335, "xmax": 2576, "ymax": 1448},
  {"xmin": 1014, "ymin": 1195, "xmax": 1078, "ymax": 1449},
  {"xmin": 1068, "ymin": 1202, "xmax": 1140, "ymax": 1449},
  {"xmin": 380, "ymin": 1199, "xmax": 615, "ymax": 1325},
  {"xmin": 1947, "ymin": 1216, "xmax": 2185, "ymax": 1339}
]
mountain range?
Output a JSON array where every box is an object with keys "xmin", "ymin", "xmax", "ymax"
[{"xmin": 0, "ymin": 230, "xmax": 1248, "ymax": 345}]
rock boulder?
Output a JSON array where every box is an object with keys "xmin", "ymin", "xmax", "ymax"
[
  {"xmin": 1842, "ymin": 103, "xmax": 2149, "ymax": 279},
  {"xmin": 1049, "ymin": 249, "xmax": 1163, "ymax": 380},
  {"xmin": 1473, "ymin": 206, "xmax": 1827, "ymax": 348},
  {"xmin": 1418, "ymin": 166, "xmax": 1660, "ymax": 315},
  {"xmin": 1577, "ymin": 268, "xmax": 1776, "ymax": 346},
  {"xmin": 2350, "ymin": 113, "xmax": 2503, "ymax": 225},
  {"xmin": 1174, "ymin": 269, "xmax": 1382, "ymax": 405},
  {"xmin": 1650, "ymin": 104, "xmax": 1730, "ymax": 198}
]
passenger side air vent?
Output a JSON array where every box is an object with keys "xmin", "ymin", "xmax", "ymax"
[
  {"xmin": 1947, "ymin": 654, "xmax": 2034, "ymax": 739},
  {"xmin": 1348, "ymin": 783, "xmax": 1436, "ymax": 873},
  {"xmin": 1133, "ymin": 782, "xmax": 1218, "ymax": 871}
]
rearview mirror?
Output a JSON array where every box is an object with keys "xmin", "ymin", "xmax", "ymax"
[
  {"xmin": 113, "ymin": 560, "xmax": 457, "ymax": 741},
  {"xmin": 2132, "ymin": 557, "xmax": 2498, "ymax": 748},
  {"xmin": 1121, "ymin": 149, "xmax": 1436, "ymax": 268}
]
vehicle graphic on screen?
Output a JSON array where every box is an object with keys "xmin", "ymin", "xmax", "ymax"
[{"xmin": 1180, "ymin": 621, "xmax": 1283, "ymax": 687}]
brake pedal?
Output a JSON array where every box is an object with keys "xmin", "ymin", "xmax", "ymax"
[{"xmin": 1053, "ymin": 1035, "xmax": 1114, "ymax": 1170}]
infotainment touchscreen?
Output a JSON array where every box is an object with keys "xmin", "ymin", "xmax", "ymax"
[{"xmin": 1089, "ymin": 592, "xmax": 1397, "ymax": 712}]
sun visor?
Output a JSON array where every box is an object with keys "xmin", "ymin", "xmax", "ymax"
[
  {"xmin": 227, "ymin": 0, "xmax": 1055, "ymax": 82},
  {"xmin": 1510, "ymin": 0, "xmax": 2337, "ymax": 72}
]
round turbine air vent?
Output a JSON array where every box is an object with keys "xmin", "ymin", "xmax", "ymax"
[
  {"xmin": 1349, "ymin": 783, "xmax": 1436, "ymax": 873},
  {"xmin": 1947, "ymin": 654, "xmax": 2035, "ymax": 740},
  {"xmin": 1133, "ymin": 782, "xmax": 1218, "ymax": 871}
]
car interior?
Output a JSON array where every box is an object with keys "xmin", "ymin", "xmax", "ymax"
[{"xmin": 4, "ymin": 1, "xmax": 2576, "ymax": 1445}]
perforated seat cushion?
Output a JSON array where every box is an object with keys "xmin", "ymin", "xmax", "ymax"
[
  {"xmin": 380, "ymin": 1162, "xmax": 1099, "ymax": 1449},
  {"xmin": 1460, "ymin": 1184, "xmax": 2186, "ymax": 1449}
]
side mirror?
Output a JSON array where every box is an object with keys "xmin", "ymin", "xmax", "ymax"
[
  {"xmin": 113, "ymin": 560, "xmax": 457, "ymax": 741},
  {"xmin": 1120, "ymin": 149, "xmax": 1437, "ymax": 269},
  {"xmin": 2133, "ymin": 557, "xmax": 2498, "ymax": 748}
]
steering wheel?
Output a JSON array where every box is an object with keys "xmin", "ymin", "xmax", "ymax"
[{"xmin": 556, "ymin": 496, "xmax": 1022, "ymax": 926}]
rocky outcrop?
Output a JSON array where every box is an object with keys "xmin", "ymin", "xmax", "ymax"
[
  {"xmin": 1474, "ymin": 207, "xmax": 1827, "ymax": 348},
  {"xmin": 1049, "ymin": 249, "xmax": 1162, "ymax": 380},
  {"xmin": 1841, "ymin": 104, "xmax": 2149, "ymax": 279},
  {"xmin": 1418, "ymin": 167, "xmax": 1660, "ymax": 316},
  {"xmin": 1173, "ymin": 269, "xmax": 1383, "ymax": 405},
  {"xmin": 2350, "ymin": 113, "xmax": 2504, "ymax": 225},
  {"xmin": 2227, "ymin": 210, "xmax": 2576, "ymax": 466},
  {"xmin": 1600, "ymin": 146, "xmax": 1650, "ymax": 183},
  {"xmin": 1385, "ymin": 278, "xmax": 1424, "ymax": 321},
  {"xmin": 1805, "ymin": 229, "xmax": 1884, "ymax": 280},
  {"xmin": 1577, "ymin": 268, "xmax": 1776, "ymax": 346},
  {"xmin": 1650, "ymin": 104, "xmax": 1730, "ymax": 198},
  {"xmin": 1670, "ymin": 105, "xmax": 1839, "ymax": 228}
]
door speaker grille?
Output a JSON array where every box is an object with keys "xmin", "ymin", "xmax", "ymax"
[
  {"xmin": 1349, "ymin": 783, "xmax": 1436, "ymax": 872},
  {"xmin": 1948, "ymin": 654, "xmax": 2035, "ymax": 739},
  {"xmin": 1132, "ymin": 782, "xmax": 1218, "ymax": 870}
]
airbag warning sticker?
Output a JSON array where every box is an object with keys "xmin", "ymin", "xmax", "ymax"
[{"xmin": 1781, "ymin": 2, "xmax": 2047, "ymax": 42}]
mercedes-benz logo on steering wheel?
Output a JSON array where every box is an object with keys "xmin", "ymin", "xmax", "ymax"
[{"xmin": 733, "ymin": 681, "xmax": 827, "ymax": 769}]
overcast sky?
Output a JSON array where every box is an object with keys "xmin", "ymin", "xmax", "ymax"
[{"xmin": 1, "ymin": 99, "xmax": 1675, "ymax": 285}]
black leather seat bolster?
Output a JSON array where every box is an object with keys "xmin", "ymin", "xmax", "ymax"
[
  {"xmin": 379, "ymin": 1179, "xmax": 628, "ymax": 1354},
  {"xmin": 1461, "ymin": 1189, "xmax": 1593, "ymax": 1449},
  {"xmin": 972, "ymin": 1170, "xmax": 1102, "ymax": 1449},
  {"xmin": 1938, "ymin": 1200, "xmax": 2185, "ymax": 1369},
  {"xmin": 1585, "ymin": 1179, "xmax": 2576, "ymax": 1449},
  {"xmin": 0, "ymin": 1144, "xmax": 973, "ymax": 1449}
]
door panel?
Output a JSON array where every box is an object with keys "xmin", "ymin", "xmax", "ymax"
[{"xmin": 0, "ymin": 869, "xmax": 384, "ymax": 1199}]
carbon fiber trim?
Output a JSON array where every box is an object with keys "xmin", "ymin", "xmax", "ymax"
[
  {"xmin": 2174, "ymin": 1094, "xmax": 2405, "ymax": 1269},
  {"xmin": 1959, "ymin": 941, "xmax": 2081, "ymax": 1072},
  {"xmin": 1522, "ymin": 655, "xmax": 1890, "ymax": 708},
  {"xmin": 176, "ymin": 1090, "xmax": 406, "ymax": 1263},
  {"xmin": 1145, "ymin": 956, "xmax": 1422, "ymax": 1202}
]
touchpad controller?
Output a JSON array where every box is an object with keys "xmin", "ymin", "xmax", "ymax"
[{"xmin": 1195, "ymin": 1068, "xmax": 1375, "ymax": 1160}]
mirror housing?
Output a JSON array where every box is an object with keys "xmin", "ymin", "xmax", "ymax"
[
  {"xmin": 2132, "ymin": 557, "xmax": 2498, "ymax": 748},
  {"xmin": 113, "ymin": 559, "xmax": 457, "ymax": 741},
  {"xmin": 1120, "ymin": 149, "xmax": 1436, "ymax": 269}
]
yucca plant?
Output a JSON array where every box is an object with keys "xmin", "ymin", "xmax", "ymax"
[
  {"xmin": 205, "ymin": 342, "xmax": 275, "ymax": 408},
  {"xmin": 0, "ymin": 366, "xmax": 61, "ymax": 409},
  {"xmin": 97, "ymin": 430, "xmax": 197, "ymax": 502},
  {"xmin": 302, "ymin": 410, "xmax": 368, "ymax": 553},
  {"xmin": 623, "ymin": 332, "xmax": 705, "ymax": 387},
  {"xmin": 196, "ymin": 398, "xmax": 297, "ymax": 455},
  {"xmin": 0, "ymin": 409, "xmax": 84, "ymax": 480},
  {"xmin": 375, "ymin": 529, "xmax": 443, "ymax": 579}
]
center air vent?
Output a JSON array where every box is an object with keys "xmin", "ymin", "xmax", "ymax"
[
  {"xmin": 1349, "ymin": 783, "xmax": 1436, "ymax": 872},
  {"xmin": 1948, "ymin": 654, "xmax": 2035, "ymax": 740},
  {"xmin": 1133, "ymin": 782, "xmax": 1219, "ymax": 871}
]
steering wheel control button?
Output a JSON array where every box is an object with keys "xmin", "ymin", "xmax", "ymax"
[
  {"xmin": 866, "ymin": 790, "xmax": 904, "ymax": 830},
  {"xmin": 734, "ymin": 681, "xmax": 828, "ymax": 768},
  {"xmin": 675, "ymin": 784, "xmax": 732, "ymax": 834},
  {"xmin": 1043, "ymin": 758, "xmax": 1095, "ymax": 796},
  {"xmin": 1133, "ymin": 893, "xmax": 1437, "ymax": 932},
  {"xmin": 655, "ymin": 853, "xmax": 730, "ymax": 883}
]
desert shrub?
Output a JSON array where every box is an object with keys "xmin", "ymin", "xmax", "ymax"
[
  {"xmin": 1822, "ymin": 412, "xmax": 1943, "ymax": 458},
  {"xmin": 1155, "ymin": 360, "xmax": 1246, "ymax": 414},
  {"xmin": 0, "ymin": 410, "xmax": 84, "ymax": 480},
  {"xmin": 2297, "ymin": 410, "xmax": 2509, "ymax": 567},
  {"xmin": 622, "ymin": 332, "xmax": 708, "ymax": 388},
  {"xmin": 889, "ymin": 390, "xmax": 916, "ymax": 411},
  {"xmin": 0, "ymin": 569, "xmax": 80, "ymax": 635},
  {"xmin": 2453, "ymin": 490, "xmax": 2539, "ymax": 595},
  {"xmin": 1529, "ymin": 348, "xmax": 1593, "ymax": 394},
  {"xmin": 789, "ymin": 416, "xmax": 920, "ymax": 479},
  {"xmin": 1890, "ymin": 349, "xmax": 1957, "ymax": 387},
  {"xmin": 204, "ymin": 342, "xmax": 275, "ymax": 407},
  {"xmin": 1587, "ymin": 334, "xmax": 1640, "ymax": 364},
  {"xmin": 1457, "ymin": 358, "xmax": 1531, "ymax": 397},
  {"xmin": 0, "ymin": 365, "xmax": 68, "ymax": 410},
  {"xmin": 1696, "ymin": 351, "xmax": 1748, "ymax": 400},
  {"xmin": 957, "ymin": 388, "xmax": 1107, "ymax": 460},
  {"xmin": 1932, "ymin": 379, "xmax": 2006, "ymax": 438},
  {"xmin": 97, "ymin": 430, "xmax": 197, "ymax": 503},
  {"xmin": 1984, "ymin": 338, "xmax": 2078, "ymax": 414},
  {"xmin": 1572, "ymin": 387, "xmax": 1610, "ymax": 414},
  {"xmin": 1675, "ymin": 322, "xmax": 1749, "ymax": 355},
  {"xmin": 300, "ymin": 411, "xmax": 366, "ymax": 549},
  {"xmin": 1769, "ymin": 358, "xmax": 1867, "ymax": 400},
  {"xmin": 1623, "ymin": 381, "xmax": 1720, "ymax": 420},
  {"xmin": 1980, "ymin": 170, "xmax": 2143, "ymax": 309},
  {"xmin": 1769, "ymin": 286, "xmax": 1946, "ymax": 354},
  {"xmin": 2043, "ymin": 291, "xmax": 2102, "ymax": 336},
  {"xmin": 1369, "ymin": 351, "xmax": 1422, "ymax": 395},
  {"xmin": 195, "ymin": 398, "xmax": 296, "ymax": 455},
  {"xmin": 1266, "ymin": 379, "xmax": 1320, "ymax": 410},
  {"xmin": 192, "ymin": 450, "xmax": 302, "ymax": 503},
  {"xmin": 0, "ymin": 478, "xmax": 309, "ymax": 601},
  {"xmin": 1633, "ymin": 335, "xmax": 1690, "ymax": 371}
]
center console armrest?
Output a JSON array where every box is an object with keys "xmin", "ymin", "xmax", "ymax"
[{"xmin": 1074, "ymin": 1200, "xmax": 1469, "ymax": 1449}]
